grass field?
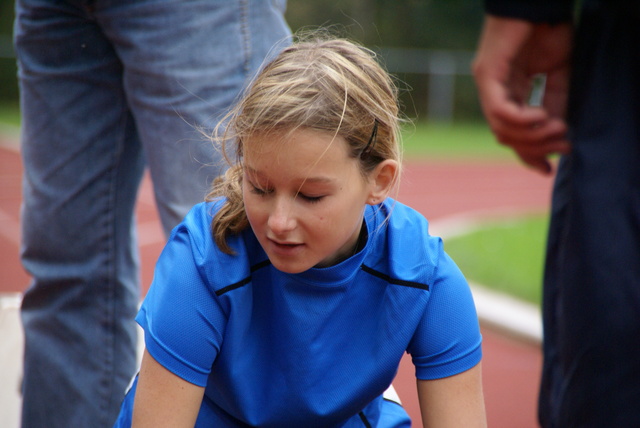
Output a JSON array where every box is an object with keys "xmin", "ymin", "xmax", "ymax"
[
  {"xmin": 0, "ymin": 102, "xmax": 20, "ymax": 137},
  {"xmin": 0, "ymin": 102, "xmax": 544, "ymax": 305},
  {"xmin": 444, "ymin": 215, "xmax": 548, "ymax": 305},
  {"xmin": 401, "ymin": 121, "xmax": 513, "ymax": 160}
]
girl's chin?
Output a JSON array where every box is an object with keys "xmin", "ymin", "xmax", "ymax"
[
  {"xmin": 264, "ymin": 245, "xmax": 314, "ymax": 274},
  {"xmin": 269, "ymin": 259, "xmax": 312, "ymax": 274}
]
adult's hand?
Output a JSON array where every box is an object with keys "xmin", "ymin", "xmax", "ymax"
[{"xmin": 472, "ymin": 15, "xmax": 573, "ymax": 174}]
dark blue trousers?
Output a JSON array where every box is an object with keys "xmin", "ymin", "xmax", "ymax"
[{"xmin": 539, "ymin": 1, "xmax": 640, "ymax": 427}]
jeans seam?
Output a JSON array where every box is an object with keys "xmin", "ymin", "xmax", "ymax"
[{"xmin": 99, "ymin": 108, "xmax": 128, "ymax": 426}]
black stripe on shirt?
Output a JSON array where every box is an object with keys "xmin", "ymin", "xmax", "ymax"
[
  {"xmin": 250, "ymin": 259, "xmax": 272, "ymax": 272},
  {"xmin": 360, "ymin": 264, "xmax": 429, "ymax": 291},
  {"xmin": 215, "ymin": 259, "xmax": 272, "ymax": 296},
  {"xmin": 359, "ymin": 411, "xmax": 373, "ymax": 428}
]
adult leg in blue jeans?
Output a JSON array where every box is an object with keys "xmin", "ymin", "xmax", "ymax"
[{"xmin": 14, "ymin": 0, "xmax": 290, "ymax": 426}]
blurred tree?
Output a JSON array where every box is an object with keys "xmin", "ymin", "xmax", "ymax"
[
  {"xmin": 286, "ymin": 0, "xmax": 485, "ymax": 121},
  {"xmin": 286, "ymin": 0, "xmax": 483, "ymax": 48},
  {"xmin": 1, "ymin": 0, "xmax": 485, "ymax": 119},
  {"xmin": 1, "ymin": 0, "xmax": 18, "ymax": 102}
]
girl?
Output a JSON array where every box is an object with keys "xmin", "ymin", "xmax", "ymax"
[{"xmin": 115, "ymin": 35, "xmax": 486, "ymax": 427}]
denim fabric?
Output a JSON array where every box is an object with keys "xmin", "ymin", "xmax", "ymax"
[{"xmin": 14, "ymin": 0, "xmax": 290, "ymax": 426}]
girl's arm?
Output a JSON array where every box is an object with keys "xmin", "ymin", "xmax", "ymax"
[
  {"xmin": 417, "ymin": 363, "xmax": 487, "ymax": 428},
  {"xmin": 132, "ymin": 349, "xmax": 205, "ymax": 428}
]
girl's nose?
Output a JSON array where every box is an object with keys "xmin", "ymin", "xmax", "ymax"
[{"xmin": 267, "ymin": 197, "xmax": 296, "ymax": 234}]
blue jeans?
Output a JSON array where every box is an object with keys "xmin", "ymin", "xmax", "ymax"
[{"xmin": 14, "ymin": 0, "xmax": 290, "ymax": 426}]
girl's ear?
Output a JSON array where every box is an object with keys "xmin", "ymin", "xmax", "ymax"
[{"xmin": 367, "ymin": 160, "xmax": 399, "ymax": 205}]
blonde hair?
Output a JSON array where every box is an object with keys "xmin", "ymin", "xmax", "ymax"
[{"xmin": 207, "ymin": 33, "xmax": 404, "ymax": 254}]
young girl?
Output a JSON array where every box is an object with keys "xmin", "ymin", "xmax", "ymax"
[{"xmin": 114, "ymin": 35, "xmax": 486, "ymax": 427}]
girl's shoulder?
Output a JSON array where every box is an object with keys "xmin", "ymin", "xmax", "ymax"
[
  {"xmin": 376, "ymin": 198, "xmax": 439, "ymax": 250},
  {"xmin": 172, "ymin": 200, "xmax": 265, "ymax": 295},
  {"xmin": 381, "ymin": 198, "xmax": 430, "ymax": 229},
  {"xmin": 369, "ymin": 199, "xmax": 449, "ymax": 288},
  {"xmin": 179, "ymin": 199, "xmax": 253, "ymax": 251}
]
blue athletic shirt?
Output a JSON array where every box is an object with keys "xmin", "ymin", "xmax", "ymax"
[{"xmin": 114, "ymin": 198, "xmax": 482, "ymax": 427}]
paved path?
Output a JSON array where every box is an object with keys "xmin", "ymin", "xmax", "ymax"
[{"xmin": 0, "ymin": 140, "xmax": 555, "ymax": 427}]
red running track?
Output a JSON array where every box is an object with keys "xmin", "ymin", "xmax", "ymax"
[{"xmin": 0, "ymin": 142, "xmax": 555, "ymax": 427}]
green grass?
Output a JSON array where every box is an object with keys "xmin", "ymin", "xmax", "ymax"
[
  {"xmin": 401, "ymin": 121, "xmax": 512, "ymax": 160},
  {"xmin": 0, "ymin": 101, "xmax": 20, "ymax": 126},
  {"xmin": 0, "ymin": 101, "xmax": 20, "ymax": 138},
  {"xmin": 444, "ymin": 215, "xmax": 549, "ymax": 305}
]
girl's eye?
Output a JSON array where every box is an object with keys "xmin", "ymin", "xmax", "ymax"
[
  {"xmin": 300, "ymin": 194, "xmax": 324, "ymax": 203},
  {"xmin": 251, "ymin": 184, "xmax": 271, "ymax": 196},
  {"xmin": 248, "ymin": 180, "xmax": 323, "ymax": 203}
]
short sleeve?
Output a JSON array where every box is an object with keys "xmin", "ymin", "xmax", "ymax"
[
  {"xmin": 407, "ymin": 247, "xmax": 483, "ymax": 380},
  {"xmin": 137, "ymin": 219, "xmax": 227, "ymax": 387}
]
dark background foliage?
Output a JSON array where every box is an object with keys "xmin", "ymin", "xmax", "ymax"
[{"xmin": 0, "ymin": 0, "xmax": 485, "ymax": 121}]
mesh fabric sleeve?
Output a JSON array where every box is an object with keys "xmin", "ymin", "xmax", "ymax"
[
  {"xmin": 407, "ymin": 244, "xmax": 483, "ymax": 380},
  {"xmin": 136, "ymin": 221, "xmax": 227, "ymax": 387}
]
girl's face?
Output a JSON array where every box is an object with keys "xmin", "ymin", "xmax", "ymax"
[{"xmin": 242, "ymin": 128, "xmax": 376, "ymax": 274}]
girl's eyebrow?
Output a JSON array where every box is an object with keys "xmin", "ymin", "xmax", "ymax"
[
  {"xmin": 243, "ymin": 166, "xmax": 266, "ymax": 181},
  {"xmin": 244, "ymin": 165, "xmax": 336, "ymax": 185},
  {"xmin": 301, "ymin": 176, "xmax": 334, "ymax": 184},
  {"xmin": 243, "ymin": 165, "xmax": 259, "ymax": 176}
]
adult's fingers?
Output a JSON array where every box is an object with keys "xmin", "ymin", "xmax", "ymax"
[
  {"xmin": 490, "ymin": 111, "xmax": 568, "ymax": 147},
  {"xmin": 512, "ymin": 136, "xmax": 571, "ymax": 175}
]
